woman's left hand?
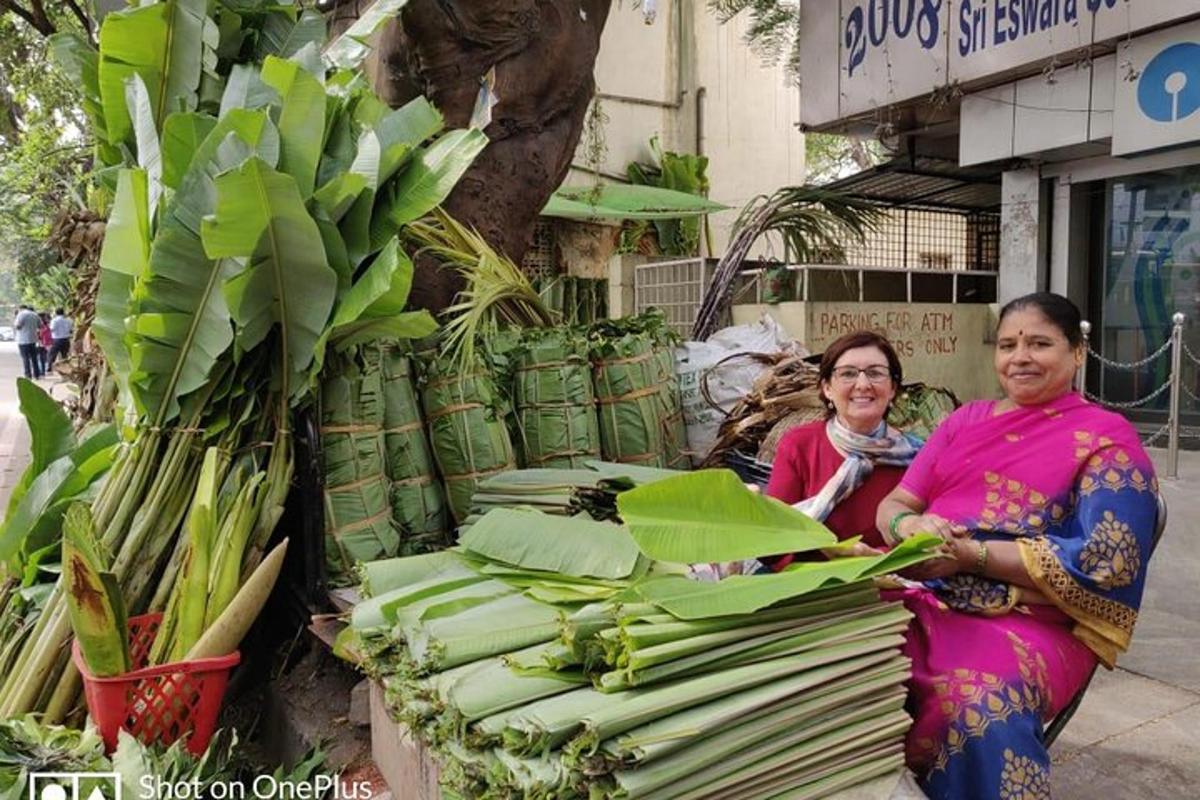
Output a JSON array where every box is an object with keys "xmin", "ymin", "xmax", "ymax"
[{"xmin": 823, "ymin": 542, "xmax": 884, "ymax": 559}]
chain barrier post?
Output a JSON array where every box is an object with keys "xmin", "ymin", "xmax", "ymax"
[
  {"xmin": 1078, "ymin": 320, "xmax": 1091, "ymax": 395},
  {"xmin": 1169, "ymin": 313, "xmax": 1185, "ymax": 480}
]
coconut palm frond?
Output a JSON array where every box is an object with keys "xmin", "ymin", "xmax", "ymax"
[
  {"xmin": 693, "ymin": 186, "xmax": 885, "ymax": 340},
  {"xmin": 406, "ymin": 209, "xmax": 556, "ymax": 369}
]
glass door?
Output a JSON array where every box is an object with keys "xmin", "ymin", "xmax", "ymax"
[{"xmin": 1096, "ymin": 166, "xmax": 1200, "ymax": 430}]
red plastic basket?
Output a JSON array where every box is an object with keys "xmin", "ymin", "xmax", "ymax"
[{"xmin": 72, "ymin": 613, "xmax": 240, "ymax": 755}]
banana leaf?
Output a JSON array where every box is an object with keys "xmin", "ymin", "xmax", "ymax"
[
  {"xmin": 632, "ymin": 535, "xmax": 942, "ymax": 619},
  {"xmin": 323, "ymin": 0, "xmax": 411, "ymax": 69},
  {"xmin": 95, "ymin": 168, "xmax": 151, "ymax": 400},
  {"xmin": 543, "ymin": 184, "xmax": 728, "ymax": 222},
  {"xmin": 359, "ymin": 550, "xmax": 464, "ymax": 596},
  {"xmin": 260, "ymin": 54, "xmax": 325, "ymax": 198},
  {"xmin": 570, "ymin": 636, "xmax": 904, "ymax": 757},
  {"xmin": 354, "ymin": 562, "xmax": 486, "ymax": 630},
  {"xmin": 460, "ymin": 509, "xmax": 642, "ymax": 581},
  {"xmin": 124, "ymin": 108, "xmax": 280, "ymax": 425},
  {"xmin": 62, "ymin": 504, "xmax": 130, "ymax": 677},
  {"xmin": 202, "ymin": 156, "xmax": 338, "ymax": 399},
  {"xmin": 97, "ymin": 0, "xmax": 211, "ymax": 146},
  {"xmin": 445, "ymin": 644, "xmax": 584, "ymax": 723},
  {"xmin": 3, "ymin": 379, "xmax": 75, "ymax": 523},
  {"xmin": 0, "ymin": 426, "xmax": 119, "ymax": 567},
  {"xmin": 666, "ymin": 743, "xmax": 903, "ymax": 800},
  {"xmin": 598, "ymin": 604, "xmax": 910, "ymax": 691},
  {"xmin": 385, "ymin": 579, "xmax": 515, "ymax": 631},
  {"xmin": 407, "ymin": 592, "xmax": 562, "ymax": 673},
  {"xmin": 616, "ymin": 469, "xmax": 837, "ymax": 563}
]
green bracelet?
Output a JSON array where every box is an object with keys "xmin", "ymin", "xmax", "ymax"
[{"xmin": 888, "ymin": 511, "xmax": 917, "ymax": 545}]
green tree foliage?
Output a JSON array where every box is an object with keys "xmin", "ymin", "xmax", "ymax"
[
  {"xmin": 0, "ymin": 5, "xmax": 96, "ymax": 309},
  {"xmin": 707, "ymin": 0, "xmax": 801, "ymax": 78}
]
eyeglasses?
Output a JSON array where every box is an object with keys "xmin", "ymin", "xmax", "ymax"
[{"xmin": 830, "ymin": 366, "xmax": 893, "ymax": 385}]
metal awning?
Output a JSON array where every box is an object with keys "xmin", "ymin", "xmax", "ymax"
[{"xmin": 823, "ymin": 156, "xmax": 1002, "ymax": 213}]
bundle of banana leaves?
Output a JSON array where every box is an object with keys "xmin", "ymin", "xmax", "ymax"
[
  {"xmin": 420, "ymin": 351, "xmax": 518, "ymax": 526},
  {"xmin": 0, "ymin": 2, "xmax": 485, "ymax": 721},
  {"xmin": 511, "ymin": 327, "xmax": 601, "ymax": 470},
  {"xmin": 319, "ymin": 343, "xmax": 401, "ymax": 582},
  {"xmin": 590, "ymin": 313, "xmax": 689, "ymax": 471},
  {"xmin": 380, "ymin": 344, "xmax": 451, "ymax": 553},
  {"xmin": 347, "ymin": 470, "xmax": 941, "ymax": 799}
]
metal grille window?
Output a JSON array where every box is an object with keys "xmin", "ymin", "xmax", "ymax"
[
  {"xmin": 633, "ymin": 258, "xmax": 713, "ymax": 336},
  {"xmin": 840, "ymin": 208, "xmax": 1000, "ymax": 272}
]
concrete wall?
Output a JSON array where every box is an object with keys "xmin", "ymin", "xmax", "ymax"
[
  {"xmin": 732, "ymin": 301, "xmax": 1001, "ymax": 401},
  {"xmin": 564, "ymin": 3, "xmax": 806, "ymax": 256}
]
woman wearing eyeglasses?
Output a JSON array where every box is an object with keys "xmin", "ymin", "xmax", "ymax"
[{"xmin": 764, "ymin": 330, "xmax": 920, "ymax": 564}]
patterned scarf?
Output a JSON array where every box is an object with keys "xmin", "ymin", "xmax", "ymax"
[{"xmin": 792, "ymin": 417, "xmax": 921, "ymax": 522}]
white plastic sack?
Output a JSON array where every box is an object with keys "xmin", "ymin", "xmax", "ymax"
[{"xmin": 675, "ymin": 315, "xmax": 804, "ymax": 466}]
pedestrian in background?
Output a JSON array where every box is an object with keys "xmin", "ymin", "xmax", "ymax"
[
  {"xmin": 13, "ymin": 305, "xmax": 42, "ymax": 379},
  {"xmin": 48, "ymin": 308, "xmax": 73, "ymax": 366},
  {"xmin": 37, "ymin": 313, "xmax": 52, "ymax": 375}
]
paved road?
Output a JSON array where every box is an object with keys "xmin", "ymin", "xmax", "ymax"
[{"xmin": 0, "ymin": 341, "xmax": 35, "ymax": 511}]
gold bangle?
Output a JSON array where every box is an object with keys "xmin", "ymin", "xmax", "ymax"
[{"xmin": 974, "ymin": 541, "xmax": 989, "ymax": 575}]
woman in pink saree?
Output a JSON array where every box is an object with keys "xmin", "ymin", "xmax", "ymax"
[{"xmin": 876, "ymin": 293, "xmax": 1159, "ymax": 799}]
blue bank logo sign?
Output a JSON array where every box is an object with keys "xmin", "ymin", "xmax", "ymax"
[
  {"xmin": 1137, "ymin": 42, "xmax": 1200, "ymax": 123},
  {"xmin": 1113, "ymin": 21, "xmax": 1200, "ymax": 157}
]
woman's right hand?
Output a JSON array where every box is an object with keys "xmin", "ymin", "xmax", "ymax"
[{"xmin": 897, "ymin": 513, "xmax": 966, "ymax": 543}]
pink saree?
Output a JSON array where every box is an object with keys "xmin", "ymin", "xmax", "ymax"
[{"xmin": 890, "ymin": 392, "xmax": 1158, "ymax": 799}]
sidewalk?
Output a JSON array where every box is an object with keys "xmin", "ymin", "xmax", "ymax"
[{"xmin": 1050, "ymin": 448, "xmax": 1200, "ymax": 798}]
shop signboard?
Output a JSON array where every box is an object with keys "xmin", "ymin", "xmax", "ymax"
[
  {"xmin": 1112, "ymin": 20, "xmax": 1200, "ymax": 155},
  {"xmin": 800, "ymin": 0, "xmax": 1200, "ymax": 127}
]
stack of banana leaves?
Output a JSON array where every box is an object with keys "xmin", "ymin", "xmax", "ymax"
[
  {"xmin": 590, "ymin": 313, "xmax": 690, "ymax": 471},
  {"xmin": 459, "ymin": 462, "xmax": 682, "ymax": 529},
  {"xmin": 0, "ymin": 0, "xmax": 487, "ymax": 721},
  {"xmin": 345, "ymin": 470, "xmax": 941, "ymax": 799}
]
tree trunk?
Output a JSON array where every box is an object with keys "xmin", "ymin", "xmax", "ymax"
[{"xmin": 378, "ymin": 0, "xmax": 613, "ymax": 311}]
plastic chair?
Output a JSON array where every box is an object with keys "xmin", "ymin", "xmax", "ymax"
[{"xmin": 1042, "ymin": 491, "xmax": 1168, "ymax": 747}]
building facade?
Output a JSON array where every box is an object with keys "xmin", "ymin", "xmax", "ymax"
[
  {"xmin": 799, "ymin": 0, "xmax": 1200, "ymax": 417},
  {"xmin": 565, "ymin": 2, "xmax": 807, "ymax": 255}
]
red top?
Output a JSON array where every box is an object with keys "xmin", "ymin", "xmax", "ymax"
[
  {"xmin": 765, "ymin": 420, "xmax": 904, "ymax": 552},
  {"xmin": 38, "ymin": 324, "xmax": 51, "ymax": 347}
]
